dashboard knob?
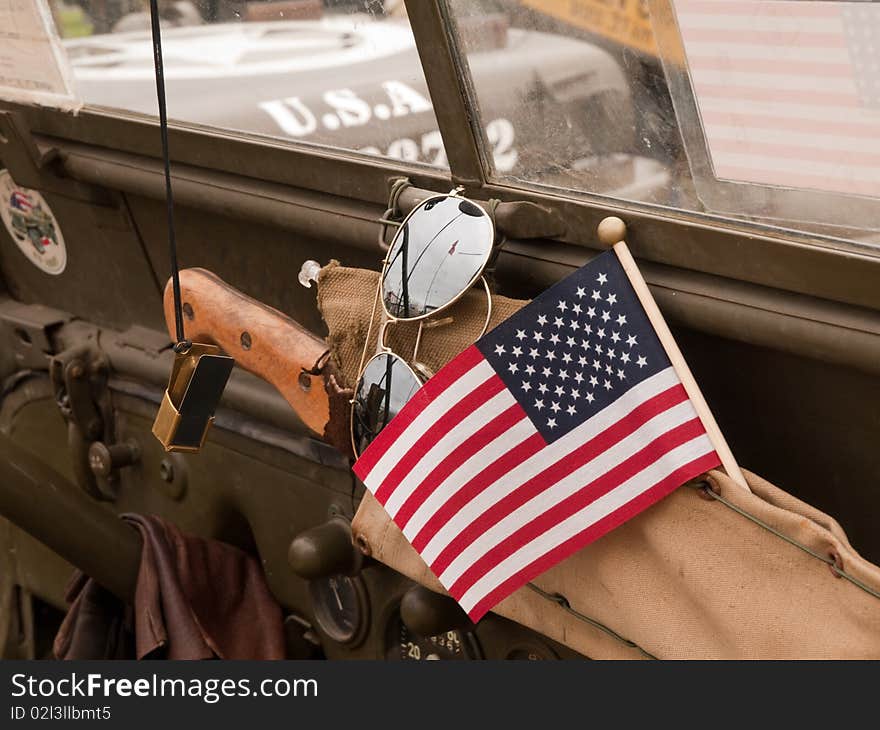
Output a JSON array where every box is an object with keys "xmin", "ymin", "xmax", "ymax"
[
  {"xmin": 87, "ymin": 440, "xmax": 140, "ymax": 478},
  {"xmin": 400, "ymin": 584, "xmax": 474, "ymax": 637},
  {"xmin": 288, "ymin": 517, "xmax": 362, "ymax": 579}
]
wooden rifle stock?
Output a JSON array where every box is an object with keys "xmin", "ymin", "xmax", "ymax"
[{"xmin": 162, "ymin": 268, "xmax": 353, "ymax": 456}]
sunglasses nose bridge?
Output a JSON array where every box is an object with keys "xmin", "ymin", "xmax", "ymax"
[
  {"xmin": 378, "ymin": 320, "xmax": 428, "ymax": 375},
  {"xmin": 378, "ymin": 318, "xmax": 396, "ymax": 353}
]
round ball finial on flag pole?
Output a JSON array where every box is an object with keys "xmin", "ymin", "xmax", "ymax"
[{"xmin": 597, "ymin": 216, "xmax": 627, "ymax": 247}]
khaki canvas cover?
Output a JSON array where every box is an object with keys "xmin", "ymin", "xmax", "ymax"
[{"xmin": 318, "ymin": 262, "xmax": 880, "ymax": 659}]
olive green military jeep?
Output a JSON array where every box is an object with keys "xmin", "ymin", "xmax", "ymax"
[{"xmin": 2, "ymin": 0, "xmax": 880, "ymax": 660}]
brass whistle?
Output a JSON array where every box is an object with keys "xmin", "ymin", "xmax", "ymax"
[{"xmin": 152, "ymin": 343, "xmax": 234, "ymax": 452}]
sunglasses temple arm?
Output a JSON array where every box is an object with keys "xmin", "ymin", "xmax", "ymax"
[
  {"xmin": 477, "ymin": 276, "xmax": 493, "ymax": 339},
  {"xmin": 357, "ymin": 271, "xmax": 384, "ymax": 377},
  {"xmin": 400, "ymin": 225, "xmax": 410, "ymax": 316},
  {"xmin": 412, "ymin": 320, "xmax": 425, "ymax": 364}
]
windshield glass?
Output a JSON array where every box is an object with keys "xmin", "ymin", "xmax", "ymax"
[
  {"xmin": 51, "ymin": 0, "xmax": 447, "ymax": 168},
  {"xmin": 444, "ymin": 0, "xmax": 880, "ymax": 248}
]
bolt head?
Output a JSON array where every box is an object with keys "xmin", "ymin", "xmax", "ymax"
[
  {"xmin": 159, "ymin": 459, "xmax": 175, "ymax": 483},
  {"xmin": 87, "ymin": 442, "xmax": 112, "ymax": 477}
]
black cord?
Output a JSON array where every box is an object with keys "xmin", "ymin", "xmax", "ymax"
[{"xmin": 148, "ymin": 0, "xmax": 189, "ymax": 352}]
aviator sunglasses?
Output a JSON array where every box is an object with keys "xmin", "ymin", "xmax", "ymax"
[{"xmin": 351, "ymin": 192, "xmax": 496, "ymax": 457}]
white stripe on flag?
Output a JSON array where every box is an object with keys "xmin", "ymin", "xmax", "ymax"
[
  {"xmin": 677, "ymin": 14, "xmax": 840, "ymax": 33},
  {"xmin": 436, "ymin": 398, "xmax": 700, "ymax": 587},
  {"xmin": 418, "ymin": 367, "xmax": 680, "ymax": 564},
  {"xmin": 690, "ymin": 69, "xmax": 856, "ymax": 93},
  {"xmin": 712, "ymin": 153, "xmax": 880, "ymax": 182},
  {"xmin": 696, "ymin": 97, "xmax": 876, "ymax": 125},
  {"xmin": 362, "ymin": 358, "xmax": 496, "ymax": 487},
  {"xmin": 684, "ymin": 43, "xmax": 849, "ymax": 63},
  {"xmin": 456, "ymin": 433, "xmax": 715, "ymax": 613},
  {"xmin": 703, "ymin": 126, "xmax": 880, "ymax": 155}
]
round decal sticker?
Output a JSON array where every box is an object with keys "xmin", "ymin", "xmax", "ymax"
[{"xmin": 0, "ymin": 170, "xmax": 66, "ymax": 275}]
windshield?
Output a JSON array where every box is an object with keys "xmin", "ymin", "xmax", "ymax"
[
  {"xmin": 52, "ymin": 0, "xmax": 447, "ymax": 168},
  {"xmin": 444, "ymin": 0, "xmax": 880, "ymax": 249}
]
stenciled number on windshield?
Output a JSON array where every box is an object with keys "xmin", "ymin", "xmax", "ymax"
[
  {"xmin": 486, "ymin": 118, "xmax": 518, "ymax": 172},
  {"xmin": 363, "ymin": 120, "xmax": 517, "ymax": 172}
]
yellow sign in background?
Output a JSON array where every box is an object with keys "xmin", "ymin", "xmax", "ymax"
[{"xmin": 522, "ymin": 0, "xmax": 658, "ymax": 56}]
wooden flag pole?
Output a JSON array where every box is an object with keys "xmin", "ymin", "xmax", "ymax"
[{"xmin": 598, "ymin": 217, "xmax": 750, "ymax": 493}]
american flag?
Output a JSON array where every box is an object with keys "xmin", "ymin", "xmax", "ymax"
[
  {"xmin": 10, "ymin": 191, "xmax": 33, "ymax": 211},
  {"xmin": 675, "ymin": 0, "xmax": 880, "ymax": 197},
  {"xmin": 353, "ymin": 249, "xmax": 720, "ymax": 621}
]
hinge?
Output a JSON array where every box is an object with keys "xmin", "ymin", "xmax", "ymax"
[
  {"xmin": 49, "ymin": 343, "xmax": 121, "ymax": 501},
  {"xmin": 0, "ymin": 111, "xmax": 111, "ymax": 204},
  {"xmin": 0, "ymin": 112, "xmax": 59, "ymax": 191},
  {"xmin": 0, "ymin": 297, "xmax": 70, "ymax": 370}
]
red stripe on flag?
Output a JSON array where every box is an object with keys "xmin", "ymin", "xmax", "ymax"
[
  {"xmin": 410, "ymin": 431, "xmax": 546, "ymax": 553},
  {"xmin": 353, "ymin": 345, "xmax": 484, "ymax": 479},
  {"xmin": 395, "ymin": 403, "xmax": 528, "ymax": 529},
  {"xmin": 427, "ymin": 384, "xmax": 689, "ymax": 575},
  {"xmin": 463, "ymin": 450, "xmax": 721, "ymax": 621},
  {"xmin": 682, "ymin": 29, "xmax": 847, "ymax": 47},
  {"xmin": 373, "ymin": 374, "xmax": 506, "ymax": 503},
  {"xmin": 446, "ymin": 418, "xmax": 708, "ymax": 599}
]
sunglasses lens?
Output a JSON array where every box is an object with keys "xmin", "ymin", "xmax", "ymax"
[
  {"xmin": 382, "ymin": 195, "xmax": 493, "ymax": 320},
  {"xmin": 352, "ymin": 353, "xmax": 422, "ymax": 457}
]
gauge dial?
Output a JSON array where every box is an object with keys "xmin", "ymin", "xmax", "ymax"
[
  {"xmin": 308, "ymin": 574, "xmax": 369, "ymax": 646},
  {"xmin": 386, "ymin": 615, "xmax": 481, "ymax": 660}
]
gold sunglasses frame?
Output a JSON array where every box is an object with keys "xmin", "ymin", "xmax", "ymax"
[{"xmin": 350, "ymin": 191, "xmax": 496, "ymax": 458}]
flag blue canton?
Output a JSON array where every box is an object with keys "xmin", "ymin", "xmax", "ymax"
[{"xmin": 476, "ymin": 250, "xmax": 669, "ymax": 443}]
